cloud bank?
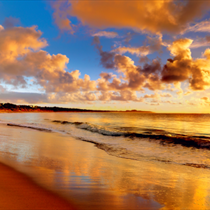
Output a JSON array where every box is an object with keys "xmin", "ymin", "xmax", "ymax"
[{"xmin": 52, "ymin": 0, "xmax": 210, "ymax": 34}]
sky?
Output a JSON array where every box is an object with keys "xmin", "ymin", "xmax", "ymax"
[{"xmin": 1, "ymin": 0, "xmax": 210, "ymax": 112}]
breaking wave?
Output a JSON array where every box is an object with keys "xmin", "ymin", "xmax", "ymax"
[
  {"xmin": 52, "ymin": 120, "xmax": 210, "ymax": 150},
  {"xmin": 2, "ymin": 118, "xmax": 210, "ymax": 170},
  {"xmin": 86, "ymin": 141, "xmax": 210, "ymax": 169}
]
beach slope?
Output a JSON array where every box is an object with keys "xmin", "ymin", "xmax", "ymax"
[{"xmin": 0, "ymin": 162, "xmax": 76, "ymax": 210}]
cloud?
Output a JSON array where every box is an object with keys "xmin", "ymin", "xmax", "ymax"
[
  {"xmin": 141, "ymin": 59, "xmax": 162, "ymax": 76},
  {"xmin": 183, "ymin": 91, "xmax": 191, "ymax": 96},
  {"xmin": 186, "ymin": 100, "xmax": 197, "ymax": 106},
  {"xmin": 3, "ymin": 17, "xmax": 20, "ymax": 28},
  {"xmin": 139, "ymin": 56, "xmax": 150, "ymax": 63},
  {"xmin": 200, "ymin": 97, "xmax": 210, "ymax": 105},
  {"xmin": 99, "ymin": 72, "xmax": 112, "ymax": 80},
  {"xmin": 0, "ymin": 25, "xmax": 97, "ymax": 94},
  {"xmin": 160, "ymin": 93, "xmax": 172, "ymax": 97},
  {"xmin": 0, "ymin": 25, "xmax": 147, "ymax": 103},
  {"xmin": 2, "ymin": 24, "xmax": 210, "ymax": 105},
  {"xmin": 92, "ymin": 31, "xmax": 118, "ymax": 38},
  {"xmin": 99, "ymin": 51, "xmax": 116, "ymax": 69},
  {"xmin": 98, "ymin": 90, "xmax": 143, "ymax": 102},
  {"xmin": 51, "ymin": 1, "xmax": 73, "ymax": 33},
  {"xmin": 52, "ymin": 0, "xmax": 210, "ymax": 34},
  {"xmin": 95, "ymin": 48, "xmax": 164, "ymax": 92},
  {"xmin": 0, "ymin": 26, "xmax": 48, "ymax": 60},
  {"xmin": 161, "ymin": 38, "xmax": 193, "ymax": 83},
  {"xmin": 141, "ymin": 59, "xmax": 165, "ymax": 90},
  {"xmin": 0, "ymin": 26, "xmax": 48, "ymax": 86},
  {"xmin": 162, "ymin": 38, "xmax": 210, "ymax": 90},
  {"xmin": 186, "ymin": 20, "xmax": 210, "ymax": 33},
  {"xmin": 201, "ymin": 97, "xmax": 209, "ymax": 101},
  {"xmin": 112, "ymin": 46, "xmax": 150, "ymax": 57},
  {"xmin": 190, "ymin": 36, "xmax": 210, "ymax": 49},
  {"xmin": 0, "ymin": 92, "xmax": 49, "ymax": 104},
  {"xmin": 112, "ymin": 35, "xmax": 163, "ymax": 57},
  {"xmin": 143, "ymin": 74, "xmax": 164, "ymax": 91},
  {"xmin": 160, "ymin": 100, "xmax": 179, "ymax": 105},
  {"xmin": 123, "ymin": 32, "xmax": 137, "ymax": 45},
  {"xmin": 93, "ymin": 37, "xmax": 116, "ymax": 69},
  {"xmin": 114, "ymin": 54, "xmax": 146, "ymax": 90},
  {"xmin": 143, "ymin": 93, "xmax": 160, "ymax": 99},
  {"xmin": 95, "ymin": 35, "xmax": 210, "ymax": 97},
  {"xmin": 94, "ymin": 37, "xmax": 164, "ymax": 92}
]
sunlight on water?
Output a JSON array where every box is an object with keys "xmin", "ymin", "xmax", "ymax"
[
  {"xmin": 1, "ymin": 112, "xmax": 210, "ymax": 136},
  {"xmin": 0, "ymin": 112, "xmax": 210, "ymax": 168}
]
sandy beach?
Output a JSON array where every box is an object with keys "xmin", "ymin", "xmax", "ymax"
[
  {"xmin": 0, "ymin": 114, "xmax": 209, "ymax": 210},
  {"xmin": 0, "ymin": 161, "xmax": 76, "ymax": 210}
]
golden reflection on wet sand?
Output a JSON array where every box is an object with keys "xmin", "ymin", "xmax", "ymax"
[{"xmin": 0, "ymin": 124, "xmax": 209, "ymax": 209}]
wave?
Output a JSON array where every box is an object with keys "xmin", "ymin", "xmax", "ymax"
[
  {"xmin": 52, "ymin": 120, "xmax": 210, "ymax": 150},
  {"xmin": 3, "ymin": 120, "xmax": 210, "ymax": 170},
  {"xmin": 82, "ymin": 141, "xmax": 210, "ymax": 169},
  {"xmin": 52, "ymin": 120, "xmax": 123, "ymax": 136},
  {"xmin": 7, "ymin": 123, "xmax": 53, "ymax": 132}
]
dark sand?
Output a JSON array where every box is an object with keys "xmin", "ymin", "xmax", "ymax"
[{"xmin": 0, "ymin": 161, "xmax": 76, "ymax": 210}]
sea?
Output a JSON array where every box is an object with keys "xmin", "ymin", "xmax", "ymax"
[{"xmin": 1, "ymin": 112, "xmax": 210, "ymax": 169}]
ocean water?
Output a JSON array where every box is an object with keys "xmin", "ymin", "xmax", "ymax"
[{"xmin": 1, "ymin": 112, "xmax": 210, "ymax": 169}]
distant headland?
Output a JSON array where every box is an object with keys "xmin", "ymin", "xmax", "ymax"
[{"xmin": 0, "ymin": 103, "xmax": 153, "ymax": 113}]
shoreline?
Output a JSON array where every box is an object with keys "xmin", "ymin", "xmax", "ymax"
[
  {"xmin": 0, "ymin": 161, "xmax": 77, "ymax": 210},
  {"xmin": 0, "ymin": 110, "xmax": 209, "ymax": 114},
  {"xmin": 0, "ymin": 110, "xmax": 153, "ymax": 113},
  {"xmin": 0, "ymin": 103, "xmax": 153, "ymax": 113}
]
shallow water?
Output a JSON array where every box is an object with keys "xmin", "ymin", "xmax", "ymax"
[{"xmin": 1, "ymin": 112, "xmax": 210, "ymax": 168}]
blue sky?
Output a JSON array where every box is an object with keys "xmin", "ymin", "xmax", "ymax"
[{"xmin": 1, "ymin": 0, "xmax": 210, "ymax": 112}]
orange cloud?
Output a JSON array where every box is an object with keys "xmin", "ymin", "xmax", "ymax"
[
  {"xmin": 0, "ymin": 26, "xmax": 47, "ymax": 61},
  {"xmin": 2, "ymin": 24, "xmax": 210, "ymax": 105},
  {"xmin": 162, "ymin": 39, "xmax": 194, "ymax": 82},
  {"xmin": 93, "ymin": 37, "xmax": 165, "ymax": 92},
  {"xmin": 52, "ymin": 0, "xmax": 210, "ymax": 34},
  {"xmin": 162, "ymin": 38, "xmax": 210, "ymax": 90},
  {"xmin": 0, "ymin": 25, "xmax": 97, "ymax": 94}
]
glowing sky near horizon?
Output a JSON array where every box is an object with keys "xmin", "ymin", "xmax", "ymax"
[{"xmin": 1, "ymin": 0, "xmax": 210, "ymax": 112}]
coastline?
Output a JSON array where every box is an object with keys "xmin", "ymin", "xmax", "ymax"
[{"xmin": 0, "ymin": 103, "xmax": 153, "ymax": 113}]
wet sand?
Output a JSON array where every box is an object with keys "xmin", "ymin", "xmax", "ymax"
[
  {"xmin": 0, "ymin": 123, "xmax": 210, "ymax": 209},
  {"xmin": 0, "ymin": 161, "xmax": 76, "ymax": 210}
]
